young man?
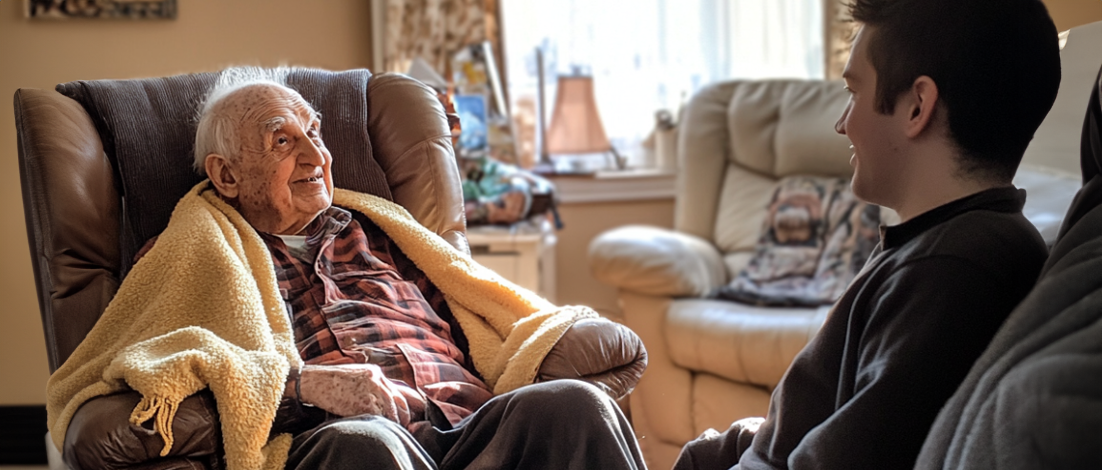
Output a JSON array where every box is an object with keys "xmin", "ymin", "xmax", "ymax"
[{"xmin": 673, "ymin": 0, "xmax": 1061, "ymax": 468}]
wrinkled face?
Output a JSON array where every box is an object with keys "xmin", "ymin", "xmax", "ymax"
[
  {"xmin": 835, "ymin": 25, "xmax": 906, "ymax": 207},
  {"xmin": 220, "ymin": 84, "xmax": 334, "ymax": 234}
]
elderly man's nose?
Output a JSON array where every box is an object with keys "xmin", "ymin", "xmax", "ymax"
[{"xmin": 299, "ymin": 139, "xmax": 326, "ymax": 165}]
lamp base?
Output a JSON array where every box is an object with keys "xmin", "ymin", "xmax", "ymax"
[
  {"xmin": 532, "ymin": 152, "xmax": 626, "ymax": 175},
  {"xmin": 530, "ymin": 160, "xmax": 559, "ymax": 175},
  {"xmin": 608, "ymin": 145, "xmax": 627, "ymax": 170}
]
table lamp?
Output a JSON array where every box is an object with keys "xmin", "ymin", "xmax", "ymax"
[{"xmin": 538, "ymin": 71, "xmax": 625, "ymax": 172}]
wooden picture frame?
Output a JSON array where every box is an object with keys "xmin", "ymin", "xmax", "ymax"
[{"xmin": 25, "ymin": 0, "xmax": 177, "ymax": 19}]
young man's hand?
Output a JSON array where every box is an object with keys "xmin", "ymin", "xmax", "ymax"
[{"xmin": 297, "ymin": 364, "xmax": 424, "ymax": 426}]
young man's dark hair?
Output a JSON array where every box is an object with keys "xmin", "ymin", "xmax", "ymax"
[
  {"xmin": 851, "ymin": 0, "xmax": 1061, "ymax": 182},
  {"xmin": 672, "ymin": 1, "xmax": 1062, "ymax": 469}
]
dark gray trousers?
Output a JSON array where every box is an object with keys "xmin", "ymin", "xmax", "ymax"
[
  {"xmin": 285, "ymin": 379, "xmax": 646, "ymax": 470},
  {"xmin": 672, "ymin": 417, "xmax": 764, "ymax": 470}
]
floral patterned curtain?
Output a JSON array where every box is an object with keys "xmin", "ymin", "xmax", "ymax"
[
  {"xmin": 384, "ymin": 0, "xmax": 498, "ymax": 76},
  {"xmin": 825, "ymin": 0, "xmax": 856, "ymax": 80}
]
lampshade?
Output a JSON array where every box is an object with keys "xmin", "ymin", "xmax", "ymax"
[{"xmin": 544, "ymin": 75, "xmax": 612, "ymax": 154}]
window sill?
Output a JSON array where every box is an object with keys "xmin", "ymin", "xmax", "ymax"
[{"xmin": 546, "ymin": 168, "xmax": 677, "ymax": 204}]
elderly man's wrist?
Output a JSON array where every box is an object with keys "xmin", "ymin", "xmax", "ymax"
[
  {"xmin": 285, "ymin": 366, "xmax": 303, "ymax": 405},
  {"xmin": 272, "ymin": 367, "xmax": 328, "ymax": 436}
]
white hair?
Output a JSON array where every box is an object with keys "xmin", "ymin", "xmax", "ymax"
[{"xmin": 193, "ymin": 66, "xmax": 293, "ymax": 175}]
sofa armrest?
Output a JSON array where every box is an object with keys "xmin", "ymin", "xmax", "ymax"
[{"xmin": 589, "ymin": 226, "xmax": 726, "ymax": 297}]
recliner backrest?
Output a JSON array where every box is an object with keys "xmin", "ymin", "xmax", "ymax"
[
  {"xmin": 675, "ymin": 79, "xmax": 854, "ymax": 253},
  {"xmin": 55, "ymin": 69, "xmax": 394, "ymax": 275}
]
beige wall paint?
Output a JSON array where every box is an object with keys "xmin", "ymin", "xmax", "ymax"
[
  {"xmin": 1044, "ymin": 0, "xmax": 1102, "ymax": 31},
  {"xmin": 553, "ymin": 198, "xmax": 675, "ymax": 320},
  {"xmin": 0, "ymin": 0, "xmax": 372, "ymax": 405}
]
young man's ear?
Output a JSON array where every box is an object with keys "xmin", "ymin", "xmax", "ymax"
[
  {"xmin": 902, "ymin": 76, "xmax": 940, "ymax": 139},
  {"xmin": 205, "ymin": 154, "xmax": 240, "ymax": 199}
]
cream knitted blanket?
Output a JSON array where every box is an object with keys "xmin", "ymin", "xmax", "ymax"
[{"xmin": 46, "ymin": 182, "xmax": 595, "ymax": 470}]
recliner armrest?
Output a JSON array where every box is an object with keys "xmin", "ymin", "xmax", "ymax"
[
  {"xmin": 64, "ymin": 390, "xmax": 221, "ymax": 470},
  {"xmin": 537, "ymin": 318, "xmax": 648, "ymax": 401},
  {"xmin": 589, "ymin": 226, "xmax": 726, "ymax": 297}
]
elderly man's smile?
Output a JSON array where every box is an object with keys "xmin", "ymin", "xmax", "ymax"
[
  {"xmin": 293, "ymin": 174, "xmax": 326, "ymax": 186},
  {"xmin": 292, "ymin": 170, "xmax": 330, "ymax": 197}
]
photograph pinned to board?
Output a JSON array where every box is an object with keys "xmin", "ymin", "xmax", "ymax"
[
  {"xmin": 454, "ymin": 94, "xmax": 490, "ymax": 157},
  {"xmin": 452, "ymin": 41, "xmax": 519, "ymax": 165}
]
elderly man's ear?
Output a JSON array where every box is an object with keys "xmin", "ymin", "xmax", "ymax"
[{"xmin": 205, "ymin": 154, "xmax": 240, "ymax": 199}]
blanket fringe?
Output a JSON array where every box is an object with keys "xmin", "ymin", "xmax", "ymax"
[{"xmin": 130, "ymin": 395, "xmax": 180, "ymax": 457}]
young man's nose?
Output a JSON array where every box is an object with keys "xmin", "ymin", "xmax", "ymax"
[{"xmin": 835, "ymin": 106, "xmax": 849, "ymax": 135}]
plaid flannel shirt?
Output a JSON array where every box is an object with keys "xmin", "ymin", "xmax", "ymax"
[
  {"xmin": 260, "ymin": 207, "xmax": 493, "ymax": 426},
  {"xmin": 136, "ymin": 207, "xmax": 493, "ymax": 428}
]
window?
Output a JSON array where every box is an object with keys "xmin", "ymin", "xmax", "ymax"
[{"xmin": 501, "ymin": 0, "xmax": 824, "ymax": 169}]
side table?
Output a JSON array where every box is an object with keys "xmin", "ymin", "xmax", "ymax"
[{"xmin": 466, "ymin": 219, "xmax": 557, "ymax": 303}]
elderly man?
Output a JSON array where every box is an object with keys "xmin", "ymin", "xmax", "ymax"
[{"xmin": 48, "ymin": 70, "xmax": 647, "ymax": 470}]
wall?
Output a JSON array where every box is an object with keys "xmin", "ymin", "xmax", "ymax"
[
  {"xmin": 1044, "ymin": 0, "xmax": 1102, "ymax": 31},
  {"xmin": 0, "ymin": 0, "xmax": 373, "ymax": 405}
]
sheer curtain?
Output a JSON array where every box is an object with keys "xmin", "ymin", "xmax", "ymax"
[{"xmin": 501, "ymin": 0, "xmax": 824, "ymax": 168}]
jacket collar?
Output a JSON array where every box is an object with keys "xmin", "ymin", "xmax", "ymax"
[{"xmin": 880, "ymin": 186, "xmax": 1026, "ymax": 250}]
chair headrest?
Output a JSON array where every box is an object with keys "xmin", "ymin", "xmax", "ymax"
[
  {"xmin": 1043, "ymin": 64, "xmax": 1102, "ymax": 275},
  {"xmin": 57, "ymin": 68, "xmax": 391, "ymax": 275}
]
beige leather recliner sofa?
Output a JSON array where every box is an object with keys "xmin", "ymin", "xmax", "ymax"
[{"xmin": 589, "ymin": 79, "xmax": 857, "ymax": 470}]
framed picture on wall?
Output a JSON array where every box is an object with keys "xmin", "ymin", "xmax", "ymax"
[{"xmin": 25, "ymin": 0, "xmax": 177, "ymax": 19}]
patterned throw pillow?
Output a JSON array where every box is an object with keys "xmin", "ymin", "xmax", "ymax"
[{"xmin": 717, "ymin": 175, "xmax": 880, "ymax": 307}]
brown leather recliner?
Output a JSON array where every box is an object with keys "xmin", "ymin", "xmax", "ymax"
[{"xmin": 16, "ymin": 69, "xmax": 646, "ymax": 470}]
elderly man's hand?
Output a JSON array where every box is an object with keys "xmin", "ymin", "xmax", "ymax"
[{"xmin": 298, "ymin": 364, "xmax": 421, "ymax": 425}]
